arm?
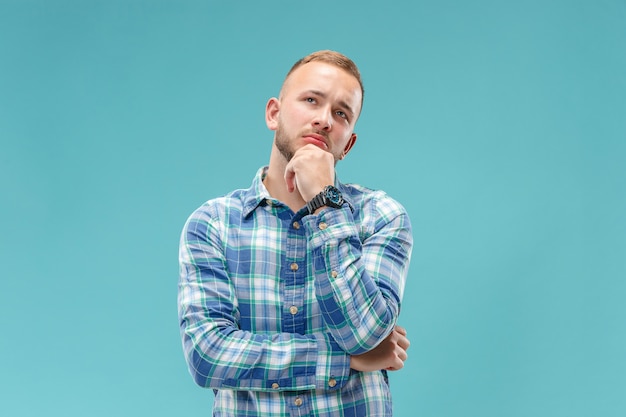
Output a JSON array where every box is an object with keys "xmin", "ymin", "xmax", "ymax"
[
  {"xmin": 178, "ymin": 206, "xmax": 351, "ymax": 391},
  {"xmin": 350, "ymin": 325, "xmax": 410, "ymax": 371},
  {"xmin": 284, "ymin": 144, "xmax": 413, "ymax": 357},
  {"xmin": 302, "ymin": 193, "xmax": 413, "ymax": 355}
]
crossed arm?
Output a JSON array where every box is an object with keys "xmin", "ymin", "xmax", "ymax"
[{"xmin": 178, "ymin": 192, "xmax": 412, "ymax": 391}]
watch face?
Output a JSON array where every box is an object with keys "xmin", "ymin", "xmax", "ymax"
[{"xmin": 325, "ymin": 186, "xmax": 343, "ymax": 206}]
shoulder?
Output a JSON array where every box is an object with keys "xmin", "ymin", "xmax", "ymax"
[
  {"xmin": 185, "ymin": 166, "xmax": 268, "ymax": 223},
  {"xmin": 182, "ymin": 166, "xmax": 269, "ymax": 239},
  {"xmin": 182, "ymin": 188, "xmax": 248, "ymax": 237},
  {"xmin": 340, "ymin": 182, "xmax": 409, "ymax": 220}
]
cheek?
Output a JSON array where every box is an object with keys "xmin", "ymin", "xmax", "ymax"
[
  {"xmin": 331, "ymin": 135, "xmax": 350, "ymax": 153},
  {"xmin": 279, "ymin": 107, "xmax": 303, "ymax": 127},
  {"xmin": 333, "ymin": 124, "xmax": 352, "ymax": 140},
  {"xmin": 290, "ymin": 106, "xmax": 311, "ymax": 123}
]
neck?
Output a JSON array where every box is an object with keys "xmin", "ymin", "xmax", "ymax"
[{"xmin": 264, "ymin": 143, "xmax": 307, "ymax": 212}]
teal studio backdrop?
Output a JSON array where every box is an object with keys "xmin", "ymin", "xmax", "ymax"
[{"xmin": 1, "ymin": 1, "xmax": 624, "ymax": 416}]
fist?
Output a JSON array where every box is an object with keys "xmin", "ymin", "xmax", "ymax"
[
  {"xmin": 350, "ymin": 326, "xmax": 410, "ymax": 372},
  {"xmin": 284, "ymin": 144, "xmax": 335, "ymax": 201}
]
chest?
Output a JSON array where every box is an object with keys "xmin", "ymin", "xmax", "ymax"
[{"xmin": 223, "ymin": 211, "xmax": 317, "ymax": 333}]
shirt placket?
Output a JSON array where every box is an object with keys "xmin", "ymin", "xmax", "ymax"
[
  {"xmin": 281, "ymin": 215, "xmax": 307, "ymax": 335},
  {"xmin": 280, "ymin": 214, "xmax": 314, "ymax": 416}
]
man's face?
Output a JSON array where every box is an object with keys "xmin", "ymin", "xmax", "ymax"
[{"xmin": 269, "ymin": 61, "xmax": 362, "ymax": 163}]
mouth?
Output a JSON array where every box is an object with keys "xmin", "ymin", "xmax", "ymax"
[{"xmin": 302, "ymin": 133, "xmax": 329, "ymax": 150}]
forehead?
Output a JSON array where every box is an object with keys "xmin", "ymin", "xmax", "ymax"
[{"xmin": 282, "ymin": 62, "xmax": 362, "ymax": 109}]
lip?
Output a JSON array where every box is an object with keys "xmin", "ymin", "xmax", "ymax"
[{"xmin": 302, "ymin": 134, "xmax": 329, "ymax": 150}]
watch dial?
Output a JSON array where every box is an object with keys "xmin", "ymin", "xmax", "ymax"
[{"xmin": 327, "ymin": 187, "xmax": 341, "ymax": 204}]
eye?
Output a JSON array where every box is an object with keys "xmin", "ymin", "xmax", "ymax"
[
  {"xmin": 335, "ymin": 110, "xmax": 348, "ymax": 120},
  {"xmin": 306, "ymin": 97, "xmax": 316, "ymax": 104}
]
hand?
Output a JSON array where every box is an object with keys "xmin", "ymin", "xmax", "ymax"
[
  {"xmin": 284, "ymin": 144, "xmax": 335, "ymax": 201},
  {"xmin": 349, "ymin": 326, "xmax": 410, "ymax": 372}
]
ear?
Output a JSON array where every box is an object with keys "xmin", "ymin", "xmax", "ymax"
[
  {"xmin": 265, "ymin": 97, "xmax": 280, "ymax": 131},
  {"xmin": 342, "ymin": 133, "xmax": 357, "ymax": 158}
]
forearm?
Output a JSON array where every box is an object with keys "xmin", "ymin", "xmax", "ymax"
[
  {"xmin": 179, "ymin": 231, "xmax": 351, "ymax": 392},
  {"xmin": 302, "ymin": 204, "xmax": 412, "ymax": 354},
  {"xmin": 179, "ymin": 311, "xmax": 350, "ymax": 391}
]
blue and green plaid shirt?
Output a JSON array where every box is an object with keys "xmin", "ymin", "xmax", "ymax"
[{"xmin": 178, "ymin": 167, "xmax": 412, "ymax": 416}]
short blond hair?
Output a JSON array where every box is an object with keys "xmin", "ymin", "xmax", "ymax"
[{"xmin": 284, "ymin": 50, "xmax": 364, "ymax": 102}]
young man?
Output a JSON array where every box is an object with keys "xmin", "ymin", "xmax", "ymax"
[{"xmin": 178, "ymin": 50, "xmax": 413, "ymax": 416}]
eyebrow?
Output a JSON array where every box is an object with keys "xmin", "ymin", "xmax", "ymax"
[{"xmin": 306, "ymin": 90, "xmax": 356, "ymax": 119}]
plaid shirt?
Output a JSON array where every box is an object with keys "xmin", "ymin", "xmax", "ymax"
[{"xmin": 178, "ymin": 167, "xmax": 412, "ymax": 416}]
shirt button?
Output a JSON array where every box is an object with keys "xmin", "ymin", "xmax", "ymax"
[
  {"xmin": 271, "ymin": 382, "xmax": 279, "ymax": 389},
  {"xmin": 294, "ymin": 397, "xmax": 303, "ymax": 407},
  {"xmin": 292, "ymin": 221, "xmax": 300, "ymax": 229},
  {"xmin": 328, "ymin": 378, "xmax": 337, "ymax": 388},
  {"xmin": 331, "ymin": 271, "xmax": 338, "ymax": 278},
  {"xmin": 318, "ymin": 222, "xmax": 328, "ymax": 230},
  {"xmin": 289, "ymin": 305, "xmax": 298, "ymax": 315},
  {"xmin": 290, "ymin": 263, "xmax": 299, "ymax": 271}
]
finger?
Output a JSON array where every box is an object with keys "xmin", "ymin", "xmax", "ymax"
[
  {"xmin": 394, "ymin": 325, "xmax": 407, "ymax": 336},
  {"xmin": 284, "ymin": 168, "xmax": 296, "ymax": 193},
  {"xmin": 396, "ymin": 334, "xmax": 410, "ymax": 351},
  {"xmin": 390, "ymin": 357, "xmax": 405, "ymax": 370}
]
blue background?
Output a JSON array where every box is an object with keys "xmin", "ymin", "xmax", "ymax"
[{"xmin": 1, "ymin": 1, "xmax": 625, "ymax": 416}]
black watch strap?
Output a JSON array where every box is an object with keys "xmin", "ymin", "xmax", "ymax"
[
  {"xmin": 306, "ymin": 185, "xmax": 345, "ymax": 215},
  {"xmin": 306, "ymin": 192, "xmax": 327, "ymax": 214}
]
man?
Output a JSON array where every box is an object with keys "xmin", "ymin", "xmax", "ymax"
[{"xmin": 178, "ymin": 50, "xmax": 413, "ymax": 416}]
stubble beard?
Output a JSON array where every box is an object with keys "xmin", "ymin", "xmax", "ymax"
[
  {"xmin": 274, "ymin": 120, "xmax": 340, "ymax": 164},
  {"xmin": 274, "ymin": 121, "xmax": 296, "ymax": 162}
]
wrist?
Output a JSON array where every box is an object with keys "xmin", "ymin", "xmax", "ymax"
[
  {"xmin": 301, "ymin": 185, "xmax": 328, "ymax": 204},
  {"xmin": 305, "ymin": 185, "xmax": 346, "ymax": 215}
]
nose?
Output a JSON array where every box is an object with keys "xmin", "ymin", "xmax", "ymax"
[{"xmin": 312, "ymin": 106, "xmax": 332, "ymax": 131}]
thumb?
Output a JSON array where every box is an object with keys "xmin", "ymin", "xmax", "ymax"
[{"xmin": 284, "ymin": 167, "xmax": 296, "ymax": 193}]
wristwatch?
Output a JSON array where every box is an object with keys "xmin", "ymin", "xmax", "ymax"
[{"xmin": 306, "ymin": 185, "xmax": 346, "ymax": 214}]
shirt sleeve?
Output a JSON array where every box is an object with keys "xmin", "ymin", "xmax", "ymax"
[
  {"xmin": 178, "ymin": 206, "xmax": 351, "ymax": 391},
  {"xmin": 301, "ymin": 192, "xmax": 413, "ymax": 355}
]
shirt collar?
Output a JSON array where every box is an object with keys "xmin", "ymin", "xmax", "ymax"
[{"xmin": 241, "ymin": 166, "xmax": 271, "ymax": 217}]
